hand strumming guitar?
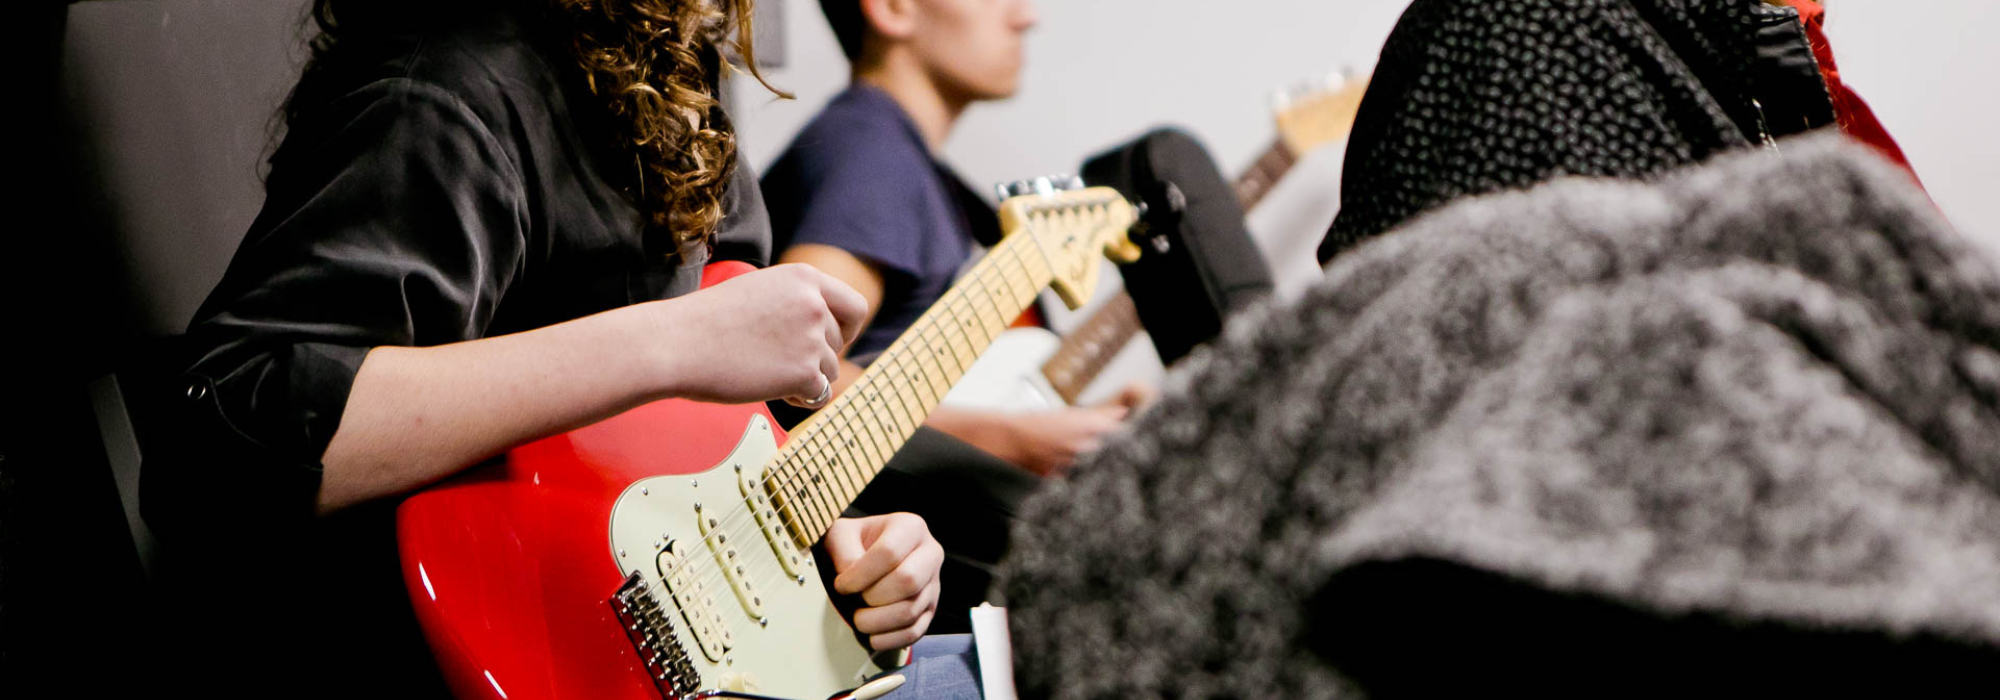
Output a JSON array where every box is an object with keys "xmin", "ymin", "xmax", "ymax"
[{"xmin": 822, "ymin": 513, "xmax": 945, "ymax": 651}]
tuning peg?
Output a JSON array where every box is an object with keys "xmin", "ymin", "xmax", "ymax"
[
  {"xmin": 1269, "ymin": 88, "xmax": 1292, "ymax": 113},
  {"xmin": 994, "ymin": 179, "xmax": 1034, "ymax": 200},
  {"xmin": 994, "ymin": 175, "xmax": 1085, "ymax": 201}
]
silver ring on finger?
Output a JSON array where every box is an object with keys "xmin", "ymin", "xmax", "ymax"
[{"xmin": 803, "ymin": 375, "xmax": 833, "ymax": 408}]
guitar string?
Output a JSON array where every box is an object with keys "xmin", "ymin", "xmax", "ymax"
[
  {"xmin": 715, "ymin": 207, "xmax": 1072, "ymax": 545},
  {"xmin": 629, "ymin": 240, "xmax": 1044, "ymax": 635},
  {"xmin": 639, "ymin": 232, "xmax": 1046, "ymax": 604},
  {"xmin": 629, "ymin": 220, "xmax": 1065, "ymax": 615},
  {"xmin": 719, "ymin": 203, "xmax": 1095, "ymax": 551},
  {"xmin": 644, "ymin": 205, "xmax": 1121, "ymax": 646},
  {"xmin": 633, "ymin": 199, "xmax": 1115, "ymax": 632},
  {"xmin": 669, "ymin": 213, "xmax": 1063, "ymax": 558}
]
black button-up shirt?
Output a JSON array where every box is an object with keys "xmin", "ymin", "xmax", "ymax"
[{"xmin": 143, "ymin": 5, "xmax": 768, "ymax": 693}]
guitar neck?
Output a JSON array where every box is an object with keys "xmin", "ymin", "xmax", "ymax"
[
  {"xmin": 1032, "ymin": 139, "xmax": 1298, "ymax": 401},
  {"xmin": 1232, "ymin": 139, "xmax": 1297, "ymax": 213},
  {"xmin": 1039, "ymin": 293, "xmax": 1141, "ymax": 404},
  {"xmin": 772, "ymin": 231, "xmax": 1055, "ymax": 542}
]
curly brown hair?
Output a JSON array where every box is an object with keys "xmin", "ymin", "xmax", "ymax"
[
  {"xmin": 288, "ymin": 0, "xmax": 780, "ymax": 259},
  {"xmin": 553, "ymin": 0, "xmax": 783, "ymax": 257}
]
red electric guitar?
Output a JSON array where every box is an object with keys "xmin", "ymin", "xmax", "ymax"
[{"xmin": 396, "ymin": 178, "xmax": 1139, "ymax": 700}]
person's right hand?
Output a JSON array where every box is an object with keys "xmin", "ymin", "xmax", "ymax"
[
  {"xmin": 998, "ymin": 403, "xmax": 1131, "ymax": 476},
  {"xmin": 651, "ymin": 263, "xmax": 867, "ymax": 406}
]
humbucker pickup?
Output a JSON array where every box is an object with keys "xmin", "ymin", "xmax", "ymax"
[{"xmin": 656, "ymin": 540, "xmax": 731, "ymax": 662}]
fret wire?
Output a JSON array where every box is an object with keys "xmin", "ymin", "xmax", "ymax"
[
  {"xmin": 954, "ymin": 277, "xmax": 994, "ymax": 337},
  {"xmin": 854, "ymin": 395, "xmax": 896, "ymax": 478},
  {"xmin": 833, "ymin": 376, "xmax": 891, "ymax": 476},
  {"xmin": 998, "ymin": 238, "xmax": 1042, "ymax": 309},
  {"xmin": 872, "ymin": 379, "xmax": 917, "ymax": 444},
  {"xmin": 943, "ymin": 289, "xmax": 986, "ymax": 366},
  {"xmin": 985, "ymin": 261, "xmax": 1024, "ymax": 321},
  {"xmin": 799, "ymin": 416, "xmax": 858, "ymax": 508},
  {"xmin": 869, "ymin": 384, "xmax": 901, "ymax": 450},
  {"xmin": 811, "ymin": 415, "xmax": 865, "ymax": 506},
  {"xmin": 853, "ymin": 383, "xmax": 905, "ymax": 449},
  {"xmin": 781, "ymin": 225, "xmax": 1063, "ymax": 531},
  {"xmin": 841, "ymin": 402, "xmax": 888, "ymax": 482},
  {"xmin": 770, "ymin": 457, "xmax": 819, "ymax": 535},
  {"xmin": 776, "ymin": 234, "xmax": 1055, "ymax": 532},
  {"xmin": 1014, "ymin": 215, "xmax": 1058, "ymax": 281},
  {"xmin": 916, "ymin": 318, "xmax": 968, "ymax": 408},
  {"xmin": 923, "ymin": 320, "xmax": 967, "ymax": 381},
  {"xmin": 806, "ymin": 392, "xmax": 884, "ymax": 522},
  {"xmin": 816, "ymin": 426, "xmax": 867, "ymax": 506},
  {"xmin": 913, "ymin": 334, "xmax": 954, "ymax": 400},
  {"xmin": 820, "ymin": 390, "xmax": 888, "ymax": 500},
  {"xmin": 878, "ymin": 365, "xmax": 925, "ymax": 445},
  {"xmin": 787, "ymin": 430, "xmax": 840, "ymax": 514},
  {"xmin": 1008, "ymin": 234, "xmax": 1050, "ymax": 280},
  {"xmin": 891, "ymin": 345, "xmax": 943, "ymax": 414},
  {"xmin": 968, "ymin": 273, "xmax": 1008, "ymax": 339},
  {"xmin": 792, "ymin": 448, "xmax": 837, "ymax": 534},
  {"xmin": 779, "ymin": 450, "xmax": 829, "ymax": 538}
]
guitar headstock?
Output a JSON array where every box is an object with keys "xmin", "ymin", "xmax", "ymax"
[
  {"xmin": 994, "ymin": 176, "xmax": 1141, "ymax": 310},
  {"xmin": 1271, "ymin": 69, "xmax": 1371, "ymax": 157}
]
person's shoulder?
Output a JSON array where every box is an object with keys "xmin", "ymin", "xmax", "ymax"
[
  {"xmin": 398, "ymin": 10, "xmax": 566, "ymax": 124},
  {"xmin": 773, "ymin": 88, "xmax": 935, "ymax": 184}
]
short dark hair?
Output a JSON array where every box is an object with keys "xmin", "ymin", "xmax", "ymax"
[{"xmin": 818, "ymin": 0, "xmax": 865, "ymax": 62}]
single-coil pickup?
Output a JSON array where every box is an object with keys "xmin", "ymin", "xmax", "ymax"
[
  {"xmin": 657, "ymin": 541, "xmax": 731, "ymax": 662},
  {"xmin": 740, "ymin": 465, "xmax": 813, "ymax": 581},
  {"xmin": 696, "ymin": 506, "xmax": 767, "ymax": 620}
]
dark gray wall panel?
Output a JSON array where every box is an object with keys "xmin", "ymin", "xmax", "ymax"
[{"xmin": 62, "ymin": 0, "xmax": 311, "ymax": 336}]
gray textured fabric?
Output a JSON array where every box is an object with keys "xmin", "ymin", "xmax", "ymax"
[{"xmin": 998, "ymin": 135, "xmax": 2000, "ymax": 698}]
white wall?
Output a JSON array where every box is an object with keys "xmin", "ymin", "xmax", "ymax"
[
  {"xmin": 731, "ymin": 0, "xmax": 2000, "ymax": 398},
  {"xmin": 732, "ymin": 0, "xmax": 2000, "ymax": 262},
  {"xmin": 1821, "ymin": 1, "xmax": 2000, "ymax": 256}
]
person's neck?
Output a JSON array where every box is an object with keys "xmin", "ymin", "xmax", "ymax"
[{"xmin": 856, "ymin": 59, "xmax": 968, "ymax": 154}]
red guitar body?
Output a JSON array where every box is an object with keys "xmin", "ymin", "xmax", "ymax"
[{"xmin": 395, "ymin": 262, "xmax": 823, "ymax": 700}]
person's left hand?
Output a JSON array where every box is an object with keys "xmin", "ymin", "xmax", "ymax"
[{"xmin": 823, "ymin": 513, "xmax": 944, "ymax": 651}]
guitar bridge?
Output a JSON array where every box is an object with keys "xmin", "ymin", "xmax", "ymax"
[{"xmin": 611, "ymin": 573, "xmax": 701, "ymax": 699}]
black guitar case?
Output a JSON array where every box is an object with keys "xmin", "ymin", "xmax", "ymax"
[{"xmin": 1081, "ymin": 127, "xmax": 1273, "ymax": 365}]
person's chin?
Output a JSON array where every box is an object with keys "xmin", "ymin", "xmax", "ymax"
[{"xmin": 979, "ymin": 78, "xmax": 1023, "ymax": 101}]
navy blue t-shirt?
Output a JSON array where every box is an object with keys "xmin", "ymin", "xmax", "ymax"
[{"xmin": 762, "ymin": 84, "xmax": 999, "ymax": 362}]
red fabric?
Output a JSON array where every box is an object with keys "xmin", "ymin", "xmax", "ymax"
[{"xmin": 1783, "ymin": 0, "xmax": 1922, "ymax": 186}]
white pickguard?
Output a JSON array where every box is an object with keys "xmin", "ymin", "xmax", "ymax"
[
  {"xmin": 607, "ymin": 415, "xmax": 881, "ymax": 698},
  {"xmin": 940, "ymin": 328, "xmax": 1066, "ymax": 412}
]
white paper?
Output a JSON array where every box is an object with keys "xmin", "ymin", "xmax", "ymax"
[{"xmin": 969, "ymin": 604, "xmax": 1019, "ymax": 700}]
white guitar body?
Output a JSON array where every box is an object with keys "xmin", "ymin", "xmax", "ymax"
[
  {"xmin": 606, "ymin": 413, "xmax": 883, "ymax": 698},
  {"xmin": 939, "ymin": 328, "xmax": 1065, "ymax": 412}
]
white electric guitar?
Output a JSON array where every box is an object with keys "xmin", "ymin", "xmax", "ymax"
[{"xmin": 942, "ymin": 70, "xmax": 1372, "ymax": 411}]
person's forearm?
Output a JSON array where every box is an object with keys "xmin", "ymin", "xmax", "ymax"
[
  {"xmin": 923, "ymin": 407, "xmax": 1021, "ymax": 465},
  {"xmin": 317, "ymin": 302, "xmax": 678, "ymax": 513}
]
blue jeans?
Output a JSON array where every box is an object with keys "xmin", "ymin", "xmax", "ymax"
[{"xmin": 877, "ymin": 634, "xmax": 983, "ymax": 699}]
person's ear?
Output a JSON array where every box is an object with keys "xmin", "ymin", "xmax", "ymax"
[{"xmin": 860, "ymin": 0, "xmax": 918, "ymax": 42}]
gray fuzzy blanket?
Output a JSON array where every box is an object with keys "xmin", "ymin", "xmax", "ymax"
[{"xmin": 998, "ymin": 135, "xmax": 2000, "ymax": 697}]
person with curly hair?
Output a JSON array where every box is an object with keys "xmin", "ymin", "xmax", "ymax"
[{"xmin": 148, "ymin": 0, "xmax": 962, "ymax": 695}]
